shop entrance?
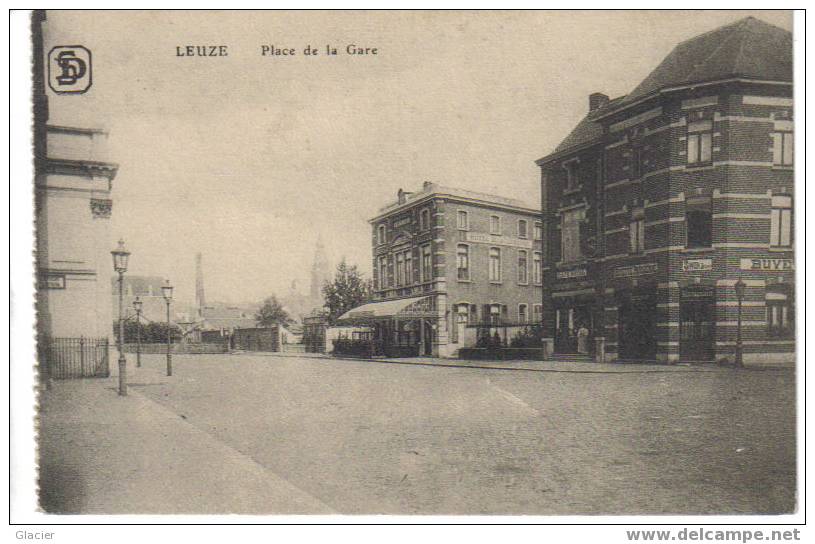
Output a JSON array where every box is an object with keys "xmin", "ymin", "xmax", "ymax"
[
  {"xmin": 554, "ymin": 304, "xmax": 593, "ymax": 354},
  {"xmin": 680, "ymin": 286, "xmax": 715, "ymax": 361},
  {"xmin": 618, "ymin": 290, "xmax": 657, "ymax": 361}
]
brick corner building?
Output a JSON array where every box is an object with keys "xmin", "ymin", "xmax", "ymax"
[{"xmin": 536, "ymin": 17, "xmax": 794, "ymax": 365}]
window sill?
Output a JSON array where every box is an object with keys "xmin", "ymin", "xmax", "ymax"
[
  {"xmin": 683, "ymin": 247, "xmax": 714, "ymax": 253},
  {"xmin": 771, "ymin": 165, "xmax": 793, "ymax": 171},
  {"xmin": 685, "ymin": 162, "xmax": 713, "ymax": 170},
  {"xmin": 457, "ymin": 278, "xmax": 473, "ymax": 283},
  {"xmin": 517, "ymin": 282, "xmax": 529, "ymax": 287},
  {"xmin": 768, "ymin": 246, "xmax": 794, "ymax": 252},
  {"xmin": 489, "ymin": 281, "xmax": 503, "ymax": 285},
  {"xmin": 556, "ymin": 259, "xmax": 589, "ymax": 268},
  {"xmin": 563, "ymin": 185, "xmax": 584, "ymax": 196}
]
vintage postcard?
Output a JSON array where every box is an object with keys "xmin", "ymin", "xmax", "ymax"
[{"xmin": 12, "ymin": 9, "xmax": 801, "ymax": 525}]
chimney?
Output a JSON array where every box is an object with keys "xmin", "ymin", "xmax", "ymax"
[{"xmin": 589, "ymin": 92, "xmax": 609, "ymax": 112}]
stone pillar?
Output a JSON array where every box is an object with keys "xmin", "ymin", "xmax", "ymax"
[{"xmin": 594, "ymin": 336, "xmax": 606, "ymax": 363}]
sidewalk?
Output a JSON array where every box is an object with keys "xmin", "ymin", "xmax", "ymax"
[
  {"xmin": 37, "ymin": 371, "xmax": 335, "ymax": 515},
  {"xmin": 238, "ymin": 350, "xmax": 739, "ymax": 373}
]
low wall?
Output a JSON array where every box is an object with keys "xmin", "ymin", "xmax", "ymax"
[
  {"xmin": 122, "ymin": 343, "xmax": 228, "ymax": 354},
  {"xmin": 458, "ymin": 347, "xmax": 545, "ymax": 361}
]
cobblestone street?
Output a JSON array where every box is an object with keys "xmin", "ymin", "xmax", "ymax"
[{"xmin": 54, "ymin": 353, "xmax": 791, "ymax": 515}]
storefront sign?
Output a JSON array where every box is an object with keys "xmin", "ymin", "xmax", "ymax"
[
  {"xmin": 682, "ymin": 258, "xmax": 712, "ymax": 272},
  {"xmin": 739, "ymin": 258, "xmax": 794, "ymax": 272},
  {"xmin": 614, "ymin": 263, "xmax": 658, "ymax": 278},
  {"xmin": 465, "ymin": 231, "xmax": 533, "ymax": 249},
  {"xmin": 556, "ymin": 267, "xmax": 587, "ymax": 280},
  {"xmin": 40, "ymin": 273, "xmax": 65, "ymax": 289}
]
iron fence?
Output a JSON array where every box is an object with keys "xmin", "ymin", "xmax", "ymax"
[{"xmin": 41, "ymin": 337, "xmax": 110, "ymax": 379}]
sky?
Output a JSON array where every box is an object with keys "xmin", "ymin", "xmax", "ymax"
[{"xmin": 42, "ymin": 10, "xmax": 793, "ymax": 306}]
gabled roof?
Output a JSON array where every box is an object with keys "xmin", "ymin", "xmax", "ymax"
[{"xmin": 625, "ymin": 17, "xmax": 792, "ymax": 105}]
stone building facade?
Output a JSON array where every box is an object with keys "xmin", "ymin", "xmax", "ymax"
[
  {"xmin": 363, "ymin": 181, "xmax": 543, "ymax": 357},
  {"xmin": 537, "ymin": 17, "xmax": 794, "ymax": 365}
]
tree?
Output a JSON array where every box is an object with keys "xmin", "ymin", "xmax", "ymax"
[
  {"xmin": 322, "ymin": 259, "xmax": 372, "ymax": 324},
  {"xmin": 255, "ymin": 295, "xmax": 292, "ymax": 327}
]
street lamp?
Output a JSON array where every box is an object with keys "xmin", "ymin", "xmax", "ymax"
[
  {"xmin": 162, "ymin": 279, "xmax": 174, "ymax": 376},
  {"xmin": 133, "ymin": 296, "xmax": 143, "ymax": 368},
  {"xmin": 111, "ymin": 239, "xmax": 130, "ymax": 396},
  {"xmin": 734, "ymin": 278, "xmax": 746, "ymax": 368}
]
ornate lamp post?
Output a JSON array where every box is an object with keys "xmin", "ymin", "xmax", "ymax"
[
  {"xmin": 162, "ymin": 279, "xmax": 174, "ymax": 376},
  {"xmin": 133, "ymin": 296, "xmax": 143, "ymax": 368},
  {"xmin": 734, "ymin": 278, "xmax": 746, "ymax": 368},
  {"xmin": 111, "ymin": 239, "xmax": 130, "ymax": 396}
]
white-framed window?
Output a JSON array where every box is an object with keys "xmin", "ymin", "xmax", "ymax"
[
  {"xmin": 420, "ymin": 208, "xmax": 431, "ymax": 231},
  {"xmin": 395, "ymin": 252, "xmax": 405, "ymax": 286},
  {"xmin": 533, "ymin": 304, "xmax": 543, "ymax": 324},
  {"xmin": 518, "ymin": 304, "xmax": 528, "ymax": 324},
  {"xmin": 490, "ymin": 215, "xmax": 501, "ymax": 235},
  {"xmin": 534, "ymin": 221, "xmax": 543, "ymax": 240},
  {"xmin": 772, "ymin": 131, "xmax": 793, "ymax": 166},
  {"xmin": 457, "ymin": 210, "xmax": 469, "ymax": 230},
  {"xmin": 629, "ymin": 210, "xmax": 645, "ymax": 254},
  {"xmin": 421, "ymin": 244, "xmax": 433, "ymax": 282},
  {"xmin": 456, "ymin": 244, "xmax": 470, "ymax": 281},
  {"xmin": 518, "ymin": 219, "xmax": 528, "ymax": 239},
  {"xmin": 489, "ymin": 247, "xmax": 501, "ymax": 282},
  {"xmin": 533, "ymin": 251, "xmax": 542, "ymax": 284},
  {"xmin": 561, "ymin": 207, "xmax": 585, "ymax": 262},
  {"xmin": 687, "ymin": 120, "xmax": 713, "ymax": 165},
  {"xmin": 770, "ymin": 195, "xmax": 793, "ymax": 248},
  {"xmin": 377, "ymin": 224, "xmax": 386, "ymax": 245},
  {"xmin": 517, "ymin": 249, "xmax": 528, "ymax": 284},
  {"xmin": 377, "ymin": 255, "xmax": 388, "ymax": 289}
]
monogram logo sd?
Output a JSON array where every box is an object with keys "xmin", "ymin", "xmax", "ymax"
[{"xmin": 48, "ymin": 46, "xmax": 92, "ymax": 94}]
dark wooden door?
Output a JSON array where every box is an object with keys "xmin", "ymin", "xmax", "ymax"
[{"xmin": 680, "ymin": 294, "xmax": 715, "ymax": 361}]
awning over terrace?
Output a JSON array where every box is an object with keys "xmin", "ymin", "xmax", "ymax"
[{"xmin": 336, "ymin": 296, "xmax": 438, "ymax": 325}]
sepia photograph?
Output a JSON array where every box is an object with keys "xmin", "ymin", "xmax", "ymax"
[{"xmin": 11, "ymin": 8, "xmax": 801, "ymax": 524}]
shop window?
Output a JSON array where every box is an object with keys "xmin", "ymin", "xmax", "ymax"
[
  {"xmin": 766, "ymin": 291, "xmax": 794, "ymax": 339},
  {"xmin": 517, "ymin": 249, "xmax": 529, "ymax": 284},
  {"xmin": 421, "ymin": 244, "xmax": 433, "ymax": 282},
  {"xmin": 686, "ymin": 197, "xmax": 712, "ymax": 249},
  {"xmin": 770, "ymin": 195, "xmax": 793, "ymax": 248},
  {"xmin": 687, "ymin": 120, "xmax": 713, "ymax": 165},
  {"xmin": 629, "ymin": 209, "xmax": 645, "ymax": 254},
  {"xmin": 533, "ymin": 251, "xmax": 542, "ymax": 284},
  {"xmin": 377, "ymin": 224, "xmax": 386, "ymax": 245},
  {"xmin": 490, "ymin": 215, "xmax": 501, "ymax": 235},
  {"xmin": 561, "ymin": 207, "xmax": 585, "ymax": 262},
  {"xmin": 518, "ymin": 304, "xmax": 528, "ymax": 324},
  {"xmin": 457, "ymin": 210, "xmax": 469, "ymax": 230},
  {"xmin": 518, "ymin": 219, "xmax": 528, "ymax": 239},
  {"xmin": 534, "ymin": 221, "xmax": 543, "ymax": 240},
  {"xmin": 456, "ymin": 244, "xmax": 470, "ymax": 281},
  {"xmin": 489, "ymin": 247, "xmax": 502, "ymax": 282},
  {"xmin": 772, "ymin": 131, "xmax": 793, "ymax": 166}
]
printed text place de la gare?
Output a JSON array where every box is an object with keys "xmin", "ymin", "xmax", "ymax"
[{"xmin": 175, "ymin": 45, "xmax": 379, "ymax": 57}]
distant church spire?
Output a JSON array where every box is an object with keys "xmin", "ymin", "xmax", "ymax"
[
  {"xmin": 195, "ymin": 252, "xmax": 206, "ymax": 317},
  {"xmin": 310, "ymin": 235, "xmax": 330, "ymax": 307}
]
